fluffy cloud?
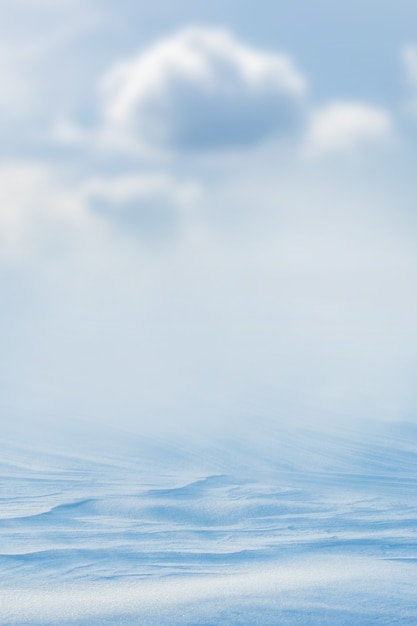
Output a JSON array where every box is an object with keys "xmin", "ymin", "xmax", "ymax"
[
  {"xmin": 99, "ymin": 26, "xmax": 306, "ymax": 151},
  {"xmin": 304, "ymin": 102, "xmax": 391, "ymax": 157},
  {"xmin": 0, "ymin": 163, "xmax": 199, "ymax": 260}
]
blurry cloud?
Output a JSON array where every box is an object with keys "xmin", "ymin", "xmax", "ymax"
[
  {"xmin": 304, "ymin": 102, "xmax": 391, "ymax": 157},
  {"xmin": 0, "ymin": 42, "xmax": 37, "ymax": 117},
  {"xmin": 0, "ymin": 161, "xmax": 201, "ymax": 264},
  {"xmin": 402, "ymin": 45, "xmax": 417, "ymax": 87},
  {"xmin": 52, "ymin": 120, "xmax": 87, "ymax": 145},
  {"xmin": 0, "ymin": 15, "xmax": 416, "ymax": 432},
  {"xmin": 16, "ymin": 0, "xmax": 80, "ymax": 5},
  {"xmin": 84, "ymin": 174, "xmax": 201, "ymax": 239},
  {"xmin": 0, "ymin": 162, "xmax": 92, "ymax": 261},
  {"xmin": 401, "ymin": 44, "xmax": 417, "ymax": 115},
  {"xmin": 0, "ymin": 0, "xmax": 103, "ymax": 149},
  {"xmin": 98, "ymin": 26, "xmax": 306, "ymax": 152}
]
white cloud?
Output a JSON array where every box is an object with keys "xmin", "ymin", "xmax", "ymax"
[
  {"xmin": 0, "ymin": 1, "xmax": 104, "ymax": 133},
  {"xmin": 0, "ymin": 163, "xmax": 93, "ymax": 261},
  {"xmin": 84, "ymin": 174, "xmax": 199, "ymax": 206},
  {"xmin": 304, "ymin": 102, "xmax": 391, "ymax": 157},
  {"xmin": 83, "ymin": 174, "xmax": 201, "ymax": 238},
  {"xmin": 0, "ymin": 162, "xmax": 203, "ymax": 263},
  {"xmin": 0, "ymin": 42, "xmax": 37, "ymax": 117},
  {"xmin": 98, "ymin": 26, "xmax": 306, "ymax": 152}
]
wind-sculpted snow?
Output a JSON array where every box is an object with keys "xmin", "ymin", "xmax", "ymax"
[{"xmin": 2, "ymin": 420, "xmax": 417, "ymax": 624}]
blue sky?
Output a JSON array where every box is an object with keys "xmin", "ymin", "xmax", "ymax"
[{"xmin": 2, "ymin": 0, "xmax": 417, "ymax": 433}]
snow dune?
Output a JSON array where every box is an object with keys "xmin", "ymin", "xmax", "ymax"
[{"xmin": 1, "ymin": 419, "xmax": 417, "ymax": 624}]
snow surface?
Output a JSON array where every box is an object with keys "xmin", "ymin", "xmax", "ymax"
[{"xmin": 2, "ymin": 419, "xmax": 417, "ymax": 624}]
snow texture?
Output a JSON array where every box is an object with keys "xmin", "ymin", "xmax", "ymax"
[{"xmin": 2, "ymin": 419, "xmax": 417, "ymax": 624}]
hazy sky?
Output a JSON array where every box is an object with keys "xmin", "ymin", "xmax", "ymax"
[{"xmin": 2, "ymin": 0, "xmax": 417, "ymax": 433}]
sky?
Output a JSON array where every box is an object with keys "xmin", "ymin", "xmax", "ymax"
[{"xmin": 2, "ymin": 0, "xmax": 417, "ymax": 435}]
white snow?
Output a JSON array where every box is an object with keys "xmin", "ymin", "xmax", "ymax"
[{"xmin": 2, "ymin": 419, "xmax": 417, "ymax": 624}]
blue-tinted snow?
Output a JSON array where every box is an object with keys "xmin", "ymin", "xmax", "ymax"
[{"xmin": 1, "ymin": 419, "xmax": 417, "ymax": 624}]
